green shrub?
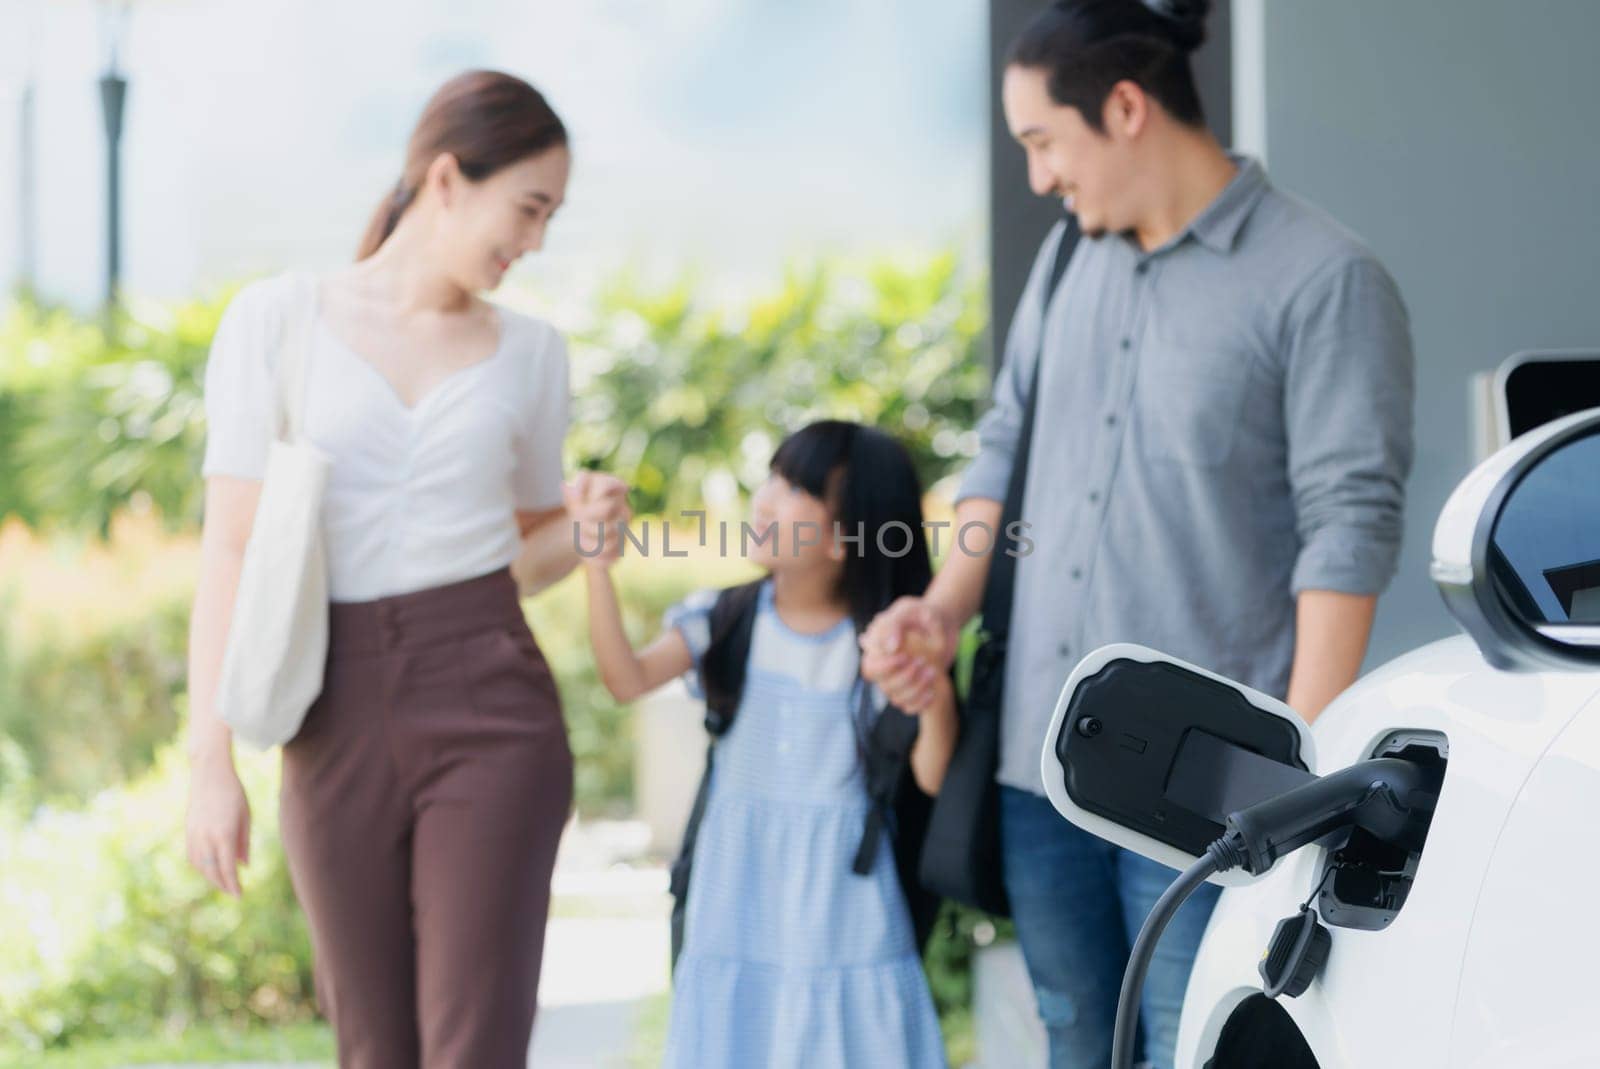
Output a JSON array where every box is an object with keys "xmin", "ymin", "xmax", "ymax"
[
  {"xmin": 4, "ymin": 254, "xmax": 989, "ymax": 534},
  {"xmin": 0, "ymin": 746, "xmax": 315, "ymax": 1058},
  {"xmin": 568, "ymin": 255, "xmax": 989, "ymax": 515},
  {"xmin": 0, "ymin": 597, "xmax": 190, "ymax": 811},
  {"xmin": 1, "ymin": 293, "xmax": 230, "ymax": 535}
]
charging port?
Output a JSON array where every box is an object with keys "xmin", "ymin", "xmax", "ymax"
[{"xmin": 1316, "ymin": 730, "xmax": 1448, "ymax": 931}]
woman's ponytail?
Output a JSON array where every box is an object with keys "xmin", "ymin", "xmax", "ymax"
[{"xmin": 355, "ymin": 180, "xmax": 419, "ymax": 261}]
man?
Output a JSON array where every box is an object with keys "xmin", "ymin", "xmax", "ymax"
[{"xmin": 860, "ymin": 2, "xmax": 1414, "ymax": 1067}]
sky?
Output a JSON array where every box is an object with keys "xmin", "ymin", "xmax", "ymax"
[{"xmin": 0, "ymin": 0, "xmax": 988, "ymax": 313}]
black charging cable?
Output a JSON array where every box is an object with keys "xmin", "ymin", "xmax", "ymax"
[
  {"xmin": 1111, "ymin": 833, "xmax": 1248, "ymax": 1069},
  {"xmin": 1110, "ymin": 758, "xmax": 1436, "ymax": 1069}
]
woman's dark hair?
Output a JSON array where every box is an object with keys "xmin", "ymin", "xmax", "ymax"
[
  {"xmin": 1006, "ymin": 0, "xmax": 1211, "ymax": 133},
  {"xmin": 769, "ymin": 420, "xmax": 933, "ymax": 633},
  {"xmin": 355, "ymin": 70, "xmax": 567, "ymax": 260}
]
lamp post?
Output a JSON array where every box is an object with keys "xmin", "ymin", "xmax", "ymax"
[
  {"xmin": 100, "ymin": 73, "xmax": 126, "ymax": 317},
  {"xmin": 98, "ymin": 0, "xmax": 131, "ymax": 326},
  {"xmin": 19, "ymin": 80, "xmax": 36, "ymax": 296},
  {"xmin": 10, "ymin": 0, "xmax": 41, "ymax": 297}
]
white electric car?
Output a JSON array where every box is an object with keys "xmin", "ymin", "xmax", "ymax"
[{"xmin": 1042, "ymin": 401, "xmax": 1600, "ymax": 1069}]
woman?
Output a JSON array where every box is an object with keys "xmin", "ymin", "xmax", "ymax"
[{"xmin": 183, "ymin": 70, "xmax": 627, "ymax": 1068}]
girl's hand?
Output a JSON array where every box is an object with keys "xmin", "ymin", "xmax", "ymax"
[
  {"xmin": 185, "ymin": 749, "xmax": 250, "ymax": 898},
  {"xmin": 905, "ymin": 671, "xmax": 959, "ymax": 794},
  {"xmin": 890, "ymin": 664, "xmax": 952, "ymax": 716},
  {"xmin": 563, "ymin": 473, "xmax": 631, "ymax": 569}
]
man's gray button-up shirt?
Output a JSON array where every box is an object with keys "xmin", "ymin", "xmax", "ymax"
[{"xmin": 958, "ymin": 158, "xmax": 1415, "ymax": 795}]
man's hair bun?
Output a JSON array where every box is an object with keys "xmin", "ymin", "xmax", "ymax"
[{"xmin": 1144, "ymin": 0, "xmax": 1211, "ymax": 53}]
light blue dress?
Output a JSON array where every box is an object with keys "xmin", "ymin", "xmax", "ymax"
[{"xmin": 660, "ymin": 581, "xmax": 947, "ymax": 1069}]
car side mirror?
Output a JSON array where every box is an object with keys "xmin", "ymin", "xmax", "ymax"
[
  {"xmin": 1040, "ymin": 644, "xmax": 1316, "ymax": 886},
  {"xmin": 1433, "ymin": 405, "xmax": 1600, "ymax": 672}
]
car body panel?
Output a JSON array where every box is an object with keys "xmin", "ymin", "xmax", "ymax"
[{"xmin": 1176, "ymin": 636, "xmax": 1600, "ymax": 1068}]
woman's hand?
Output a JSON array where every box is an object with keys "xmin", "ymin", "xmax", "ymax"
[
  {"xmin": 185, "ymin": 748, "xmax": 251, "ymax": 898},
  {"xmin": 185, "ymin": 477, "xmax": 259, "ymax": 897}
]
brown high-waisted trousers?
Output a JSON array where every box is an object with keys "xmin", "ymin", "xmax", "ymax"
[{"xmin": 279, "ymin": 568, "xmax": 573, "ymax": 1069}]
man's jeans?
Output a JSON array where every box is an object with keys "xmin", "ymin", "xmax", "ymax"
[{"xmin": 1001, "ymin": 785, "xmax": 1221, "ymax": 1069}]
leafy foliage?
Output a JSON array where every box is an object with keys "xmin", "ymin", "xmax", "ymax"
[
  {"xmin": 3, "ymin": 256, "xmax": 989, "ymax": 534},
  {"xmin": 1, "ymin": 294, "xmax": 232, "ymax": 535},
  {"xmin": 0, "ymin": 748, "xmax": 315, "ymax": 1057},
  {"xmin": 568, "ymin": 255, "xmax": 990, "ymax": 514}
]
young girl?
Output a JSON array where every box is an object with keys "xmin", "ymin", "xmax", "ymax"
[{"xmin": 583, "ymin": 420, "xmax": 956, "ymax": 1068}]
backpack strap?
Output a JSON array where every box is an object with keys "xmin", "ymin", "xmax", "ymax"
[
  {"xmin": 851, "ymin": 686, "xmax": 944, "ymax": 950},
  {"xmin": 851, "ymin": 697, "xmax": 918, "ymax": 876},
  {"xmin": 668, "ymin": 738, "xmax": 715, "ymax": 970},
  {"xmin": 700, "ymin": 580, "xmax": 764, "ymax": 735},
  {"xmin": 668, "ymin": 579, "xmax": 764, "ymax": 969}
]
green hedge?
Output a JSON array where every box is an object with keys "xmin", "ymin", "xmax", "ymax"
[
  {"xmin": 2, "ymin": 254, "xmax": 989, "ymax": 533},
  {"xmin": 0, "ymin": 748, "xmax": 315, "ymax": 1057},
  {"xmin": 0, "ymin": 295, "xmax": 229, "ymax": 535},
  {"xmin": 567, "ymin": 254, "xmax": 990, "ymax": 514},
  {"xmin": 0, "ymin": 596, "xmax": 190, "ymax": 812}
]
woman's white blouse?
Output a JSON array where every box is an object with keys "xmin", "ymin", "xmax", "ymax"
[{"xmin": 201, "ymin": 273, "xmax": 569, "ymax": 602}]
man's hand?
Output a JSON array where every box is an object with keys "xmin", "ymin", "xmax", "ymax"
[
  {"xmin": 1285, "ymin": 590, "xmax": 1378, "ymax": 723},
  {"xmin": 859, "ymin": 596, "xmax": 959, "ymax": 713}
]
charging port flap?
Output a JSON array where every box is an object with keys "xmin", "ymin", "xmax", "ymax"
[{"xmin": 1041, "ymin": 643, "xmax": 1317, "ymax": 887}]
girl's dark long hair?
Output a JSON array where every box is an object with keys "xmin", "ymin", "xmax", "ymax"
[
  {"xmin": 697, "ymin": 422, "xmax": 933, "ymax": 738},
  {"xmin": 355, "ymin": 70, "xmax": 567, "ymax": 260},
  {"xmin": 769, "ymin": 420, "xmax": 933, "ymax": 632}
]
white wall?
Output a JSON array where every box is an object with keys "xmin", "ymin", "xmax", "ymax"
[{"xmin": 1233, "ymin": 0, "xmax": 1600, "ymax": 664}]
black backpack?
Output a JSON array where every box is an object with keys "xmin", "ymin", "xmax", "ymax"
[{"xmin": 667, "ymin": 579, "xmax": 942, "ymax": 968}]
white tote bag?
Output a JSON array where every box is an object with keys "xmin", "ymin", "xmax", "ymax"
[{"xmin": 215, "ymin": 272, "xmax": 332, "ymax": 749}]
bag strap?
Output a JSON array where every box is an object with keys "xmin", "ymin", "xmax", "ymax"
[
  {"xmin": 273, "ymin": 271, "xmax": 320, "ymax": 445},
  {"xmin": 978, "ymin": 213, "xmax": 1081, "ymax": 643}
]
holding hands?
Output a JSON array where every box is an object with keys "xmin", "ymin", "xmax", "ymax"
[
  {"xmin": 859, "ymin": 596, "xmax": 960, "ymax": 714},
  {"xmin": 562, "ymin": 470, "xmax": 632, "ymax": 569}
]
